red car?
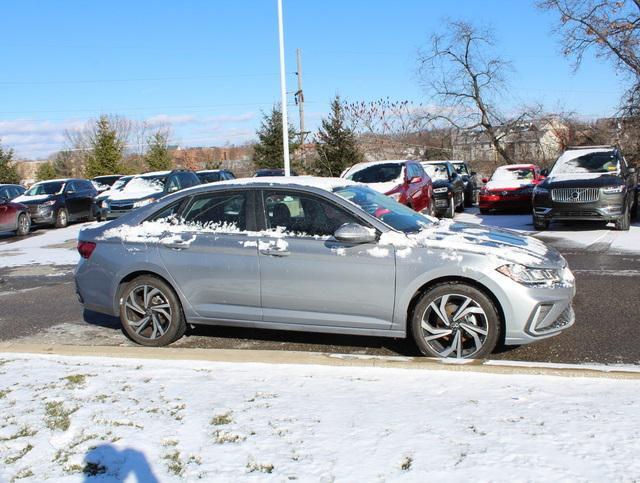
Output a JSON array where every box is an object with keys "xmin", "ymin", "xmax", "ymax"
[
  {"xmin": 342, "ymin": 160, "xmax": 433, "ymax": 214},
  {"xmin": 479, "ymin": 164, "xmax": 545, "ymax": 213},
  {"xmin": 0, "ymin": 184, "xmax": 31, "ymax": 236}
]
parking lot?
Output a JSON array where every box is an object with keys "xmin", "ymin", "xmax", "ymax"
[{"xmin": 2, "ymin": 209, "xmax": 639, "ymax": 365}]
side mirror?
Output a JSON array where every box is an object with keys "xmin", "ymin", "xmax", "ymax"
[
  {"xmin": 482, "ymin": 177, "xmax": 488, "ymax": 184},
  {"xmin": 409, "ymin": 176, "xmax": 422, "ymax": 184},
  {"xmin": 334, "ymin": 223, "xmax": 377, "ymax": 244}
]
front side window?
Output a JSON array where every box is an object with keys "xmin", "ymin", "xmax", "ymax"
[
  {"xmin": 263, "ymin": 191, "xmax": 358, "ymax": 237},
  {"xmin": 453, "ymin": 163, "xmax": 469, "ymax": 175},
  {"xmin": 25, "ymin": 181, "xmax": 65, "ymax": 196}
]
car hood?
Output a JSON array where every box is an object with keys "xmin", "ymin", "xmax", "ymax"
[
  {"xmin": 12, "ymin": 194, "xmax": 56, "ymax": 205},
  {"xmin": 543, "ymin": 173, "xmax": 624, "ymax": 188},
  {"xmin": 384, "ymin": 220, "xmax": 564, "ymax": 268},
  {"xmin": 484, "ymin": 180, "xmax": 532, "ymax": 191}
]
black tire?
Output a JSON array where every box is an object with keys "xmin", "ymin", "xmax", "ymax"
[
  {"xmin": 631, "ymin": 192, "xmax": 638, "ymax": 221},
  {"xmin": 410, "ymin": 282, "xmax": 501, "ymax": 359},
  {"xmin": 456, "ymin": 193, "xmax": 465, "ymax": 213},
  {"xmin": 445, "ymin": 199, "xmax": 455, "ymax": 218},
  {"xmin": 119, "ymin": 275, "xmax": 187, "ymax": 347},
  {"xmin": 479, "ymin": 208, "xmax": 489, "ymax": 215},
  {"xmin": 464, "ymin": 189, "xmax": 473, "ymax": 207},
  {"xmin": 533, "ymin": 215, "xmax": 549, "ymax": 231},
  {"xmin": 614, "ymin": 203, "xmax": 631, "ymax": 231},
  {"xmin": 54, "ymin": 208, "xmax": 69, "ymax": 228},
  {"xmin": 15, "ymin": 213, "xmax": 30, "ymax": 236}
]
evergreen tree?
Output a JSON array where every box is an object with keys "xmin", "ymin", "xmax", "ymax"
[
  {"xmin": 36, "ymin": 162, "xmax": 58, "ymax": 181},
  {"xmin": 145, "ymin": 131, "xmax": 173, "ymax": 171},
  {"xmin": 0, "ymin": 140, "xmax": 20, "ymax": 184},
  {"xmin": 253, "ymin": 107, "xmax": 300, "ymax": 169},
  {"xmin": 84, "ymin": 116, "xmax": 124, "ymax": 177},
  {"xmin": 314, "ymin": 96, "xmax": 363, "ymax": 176},
  {"xmin": 52, "ymin": 149, "xmax": 76, "ymax": 177}
]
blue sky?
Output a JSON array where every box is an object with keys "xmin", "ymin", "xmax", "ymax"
[{"xmin": 0, "ymin": 0, "xmax": 627, "ymax": 159}]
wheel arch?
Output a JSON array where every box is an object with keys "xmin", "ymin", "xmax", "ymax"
[
  {"xmin": 114, "ymin": 269, "xmax": 188, "ymax": 317},
  {"xmin": 404, "ymin": 275, "xmax": 506, "ymax": 344}
]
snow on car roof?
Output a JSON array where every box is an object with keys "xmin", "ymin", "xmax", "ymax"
[
  {"xmin": 32, "ymin": 178, "xmax": 71, "ymax": 184},
  {"xmin": 495, "ymin": 164, "xmax": 537, "ymax": 171},
  {"xmin": 197, "ymin": 169, "xmax": 222, "ymax": 173},
  {"xmin": 137, "ymin": 170, "xmax": 171, "ymax": 177},
  {"xmin": 214, "ymin": 176, "xmax": 358, "ymax": 192}
]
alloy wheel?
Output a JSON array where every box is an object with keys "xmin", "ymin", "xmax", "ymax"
[
  {"xmin": 124, "ymin": 285, "xmax": 173, "ymax": 340},
  {"xmin": 17, "ymin": 214, "xmax": 30, "ymax": 235},
  {"xmin": 420, "ymin": 293, "xmax": 489, "ymax": 358}
]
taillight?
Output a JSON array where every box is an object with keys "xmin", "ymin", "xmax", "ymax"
[{"xmin": 77, "ymin": 241, "xmax": 96, "ymax": 259}]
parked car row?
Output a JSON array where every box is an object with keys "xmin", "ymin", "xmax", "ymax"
[{"xmin": 0, "ymin": 168, "xmax": 239, "ymax": 237}]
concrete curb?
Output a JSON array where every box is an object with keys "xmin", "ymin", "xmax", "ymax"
[{"xmin": 0, "ymin": 342, "xmax": 639, "ymax": 380}]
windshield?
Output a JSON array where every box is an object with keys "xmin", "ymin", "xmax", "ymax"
[
  {"xmin": 333, "ymin": 185, "xmax": 434, "ymax": 233},
  {"xmin": 422, "ymin": 164, "xmax": 449, "ymax": 181},
  {"xmin": 198, "ymin": 172, "xmax": 221, "ymax": 183},
  {"xmin": 492, "ymin": 168, "xmax": 534, "ymax": 181},
  {"xmin": 452, "ymin": 163, "xmax": 469, "ymax": 175},
  {"xmin": 346, "ymin": 164, "xmax": 402, "ymax": 183},
  {"xmin": 25, "ymin": 181, "xmax": 64, "ymax": 196},
  {"xmin": 552, "ymin": 152, "xmax": 619, "ymax": 175},
  {"xmin": 111, "ymin": 176, "xmax": 133, "ymax": 191}
]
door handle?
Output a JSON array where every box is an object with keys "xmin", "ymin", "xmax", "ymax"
[
  {"xmin": 259, "ymin": 249, "xmax": 290, "ymax": 257},
  {"xmin": 162, "ymin": 240, "xmax": 191, "ymax": 250}
]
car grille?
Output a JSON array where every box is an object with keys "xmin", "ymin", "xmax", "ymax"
[
  {"xmin": 539, "ymin": 306, "xmax": 575, "ymax": 333},
  {"xmin": 109, "ymin": 201, "xmax": 134, "ymax": 211},
  {"xmin": 555, "ymin": 210, "xmax": 601, "ymax": 217},
  {"xmin": 551, "ymin": 188, "xmax": 599, "ymax": 203}
]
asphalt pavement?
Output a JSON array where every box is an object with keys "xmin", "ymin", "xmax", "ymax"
[{"xmin": 1, "ymin": 242, "xmax": 638, "ymax": 364}]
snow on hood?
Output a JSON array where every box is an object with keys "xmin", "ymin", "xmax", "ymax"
[
  {"xmin": 108, "ymin": 177, "xmax": 164, "ymax": 201},
  {"xmin": 484, "ymin": 180, "xmax": 532, "ymax": 191},
  {"xmin": 380, "ymin": 220, "xmax": 562, "ymax": 268},
  {"xmin": 13, "ymin": 194, "xmax": 53, "ymax": 203},
  {"xmin": 366, "ymin": 181, "xmax": 401, "ymax": 195}
]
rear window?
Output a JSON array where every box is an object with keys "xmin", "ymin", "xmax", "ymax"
[{"xmin": 346, "ymin": 164, "xmax": 402, "ymax": 183}]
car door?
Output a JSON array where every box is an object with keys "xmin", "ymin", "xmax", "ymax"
[
  {"xmin": 156, "ymin": 189, "xmax": 262, "ymax": 322},
  {"xmin": 0, "ymin": 191, "xmax": 13, "ymax": 230},
  {"xmin": 64, "ymin": 181, "xmax": 82, "ymax": 219},
  {"xmin": 257, "ymin": 188, "xmax": 396, "ymax": 330},
  {"xmin": 77, "ymin": 180, "xmax": 96, "ymax": 217},
  {"xmin": 448, "ymin": 164, "xmax": 464, "ymax": 206}
]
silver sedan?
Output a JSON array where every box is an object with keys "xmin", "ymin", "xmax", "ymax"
[{"xmin": 74, "ymin": 177, "xmax": 575, "ymax": 358}]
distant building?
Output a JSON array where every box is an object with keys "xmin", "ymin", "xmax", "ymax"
[{"xmin": 452, "ymin": 117, "xmax": 567, "ymax": 166}]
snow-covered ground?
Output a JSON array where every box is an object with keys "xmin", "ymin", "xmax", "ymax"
[{"xmin": 0, "ymin": 353, "xmax": 638, "ymax": 482}]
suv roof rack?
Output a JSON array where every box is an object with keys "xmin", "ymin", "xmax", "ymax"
[{"xmin": 565, "ymin": 145, "xmax": 617, "ymax": 150}]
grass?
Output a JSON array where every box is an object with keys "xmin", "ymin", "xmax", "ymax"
[
  {"xmin": 0, "ymin": 426, "xmax": 37, "ymax": 442},
  {"xmin": 10, "ymin": 468, "xmax": 34, "ymax": 481},
  {"xmin": 0, "ymin": 389, "xmax": 10, "ymax": 399},
  {"xmin": 163, "ymin": 450, "xmax": 184, "ymax": 476},
  {"xmin": 247, "ymin": 460, "xmax": 274, "ymax": 474},
  {"xmin": 62, "ymin": 374, "xmax": 86, "ymax": 387},
  {"xmin": 400, "ymin": 456, "xmax": 413, "ymax": 471},
  {"xmin": 210, "ymin": 411, "xmax": 233, "ymax": 426},
  {"xmin": 5, "ymin": 444, "xmax": 33, "ymax": 465},
  {"xmin": 213, "ymin": 429, "xmax": 245, "ymax": 444},
  {"xmin": 44, "ymin": 401, "xmax": 77, "ymax": 431}
]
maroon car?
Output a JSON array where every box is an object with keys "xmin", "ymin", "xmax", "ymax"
[{"xmin": 0, "ymin": 184, "xmax": 30, "ymax": 236}]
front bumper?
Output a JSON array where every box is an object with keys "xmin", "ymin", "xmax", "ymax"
[
  {"xmin": 27, "ymin": 205, "xmax": 56, "ymax": 224},
  {"xmin": 432, "ymin": 193, "xmax": 451, "ymax": 213},
  {"xmin": 533, "ymin": 192, "xmax": 625, "ymax": 222},
  {"xmin": 479, "ymin": 193, "xmax": 532, "ymax": 211}
]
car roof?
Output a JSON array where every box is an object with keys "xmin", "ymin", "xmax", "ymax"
[
  {"xmin": 495, "ymin": 163, "xmax": 538, "ymax": 170},
  {"xmin": 32, "ymin": 178, "xmax": 77, "ymax": 185},
  {"xmin": 137, "ymin": 170, "xmax": 172, "ymax": 177},
  {"xmin": 197, "ymin": 169, "xmax": 222, "ymax": 173},
  {"xmin": 0, "ymin": 183, "xmax": 22, "ymax": 187},
  {"xmin": 421, "ymin": 160, "xmax": 452, "ymax": 165}
]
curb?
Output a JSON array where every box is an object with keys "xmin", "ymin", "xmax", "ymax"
[{"xmin": 0, "ymin": 342, "xmax": 639, "ymax": 380}]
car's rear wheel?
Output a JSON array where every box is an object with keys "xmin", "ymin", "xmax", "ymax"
[
  {"xmin": 411, "ymin": 283, "xmax": 501, "ymax": 359},
  {"xmin": 456, "ymin": 193, "xmax": 465, "ymax": 212},
  {"xmin": 615, "ymin": 203, "xmax": 631, "ymax": 231},
  {"xmin": 533, "ymin": 215, "xmax": 549, "ymax": 231},
  {"xmin": 464, "ymin": 189, "xmax": 473, "ymax": 207},
  {"xmin": 15, "ymin": 213, "xmax": 30, "ymax": 236},
  {"xmin": 55, "ymin": 208, "xmax": 68, "ymax": 228},
  {"xmin": 445, "ymin": 199, "xmax": 455, "ymax": 218},
  {"xmin": 119, "ymin": 275, "xmax": 186, "ymax": 346}
]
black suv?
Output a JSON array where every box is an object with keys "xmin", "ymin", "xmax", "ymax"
[
  {"xmin": 196, "ymin": 169, "xmax": 236, "ymax": 183},
  {"xmin": 16, "ymin": 178, "xmax": 97, "ymax": 228},
  {"xmin": 420, "ymin": 161, "xmax": 465, "ymax": 218},
  {"xmin": 450, "ymin": 160, "xmax": 479, "ymax": 207},
  {"xmin": 103, "ymin": 169, "xmax": 201, "ymax": 219},
  {"xmin": 532, "ymin": 146, "xmax": 638, "ymax": 231}
]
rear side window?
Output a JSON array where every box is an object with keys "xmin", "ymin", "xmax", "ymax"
[
  {"xmin": 166, "ymin": 175, "xmax": 182, "ymax": 193},
  {"xmin": 183, "ymin": 191, "xmax": 247, "ymax": 231},
  {"xmin": 0, "ymin": 187, "xmax": 9, "ymax": 199},
  {"xmin": 179, "ymin": 172, "xmax": 200, "ymax": 188}
]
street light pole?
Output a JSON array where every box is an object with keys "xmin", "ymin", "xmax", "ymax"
[{"xmin": 277, "ymin": 0, "xmax": 291, "ymax": 176}]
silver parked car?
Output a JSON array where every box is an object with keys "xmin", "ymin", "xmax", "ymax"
[{"xmin": 75, "ymin": 177, "xmax": 575, "ymax": 358}]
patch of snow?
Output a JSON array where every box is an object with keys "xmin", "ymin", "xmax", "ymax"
[
  {"xmin": 1, "ymin": 353, "xmax": 639, "ymax": 482},
  {"xmin": 13, "ymin": 194, "xmax": 53, "ymax": 203},
  {"xmin": 367, "ymin": 246, "xmax": 390, "ymax": 258},
  {"xmin": 108, "ymin": 178, "xmax": 164, "ymax": 201}
]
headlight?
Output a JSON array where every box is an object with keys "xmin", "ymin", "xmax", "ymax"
[
  {"xmin": 602, "ymin": 185, "xmax": 625, "ymax": 194},
  {"xmin": 496, "ymin": 264, "xmax": 565, "ymax": 287},
  {"xmin": 433, "ymin": 187, "xmax": 449, "ymax": 194},
  {"xmin": 41, "ymin": 200, "xmax": 56, "ymax": 207},
  {"xmin": 534, "ymin": 186, "xmax": 549, "ymax": 194},
  {"xmin": 387, "ymin": 192, "xmax": 401, "ymax": 201},
  {"xmin": 133, "ymin": 198, "xmax": 155, "ymax": 208},
  {"xmin": 101, "ymin": 200, "xmax": 109, "ymax": 209}
]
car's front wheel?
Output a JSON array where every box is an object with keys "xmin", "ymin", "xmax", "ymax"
[
  {"xmin": 533, "ymin": 215, "xmax": 549, "ymax": 231},
  {"xmin": 119, "ymin": 275, "xmax": 187, "ymax": 346},
  {"xmin": 614, "ymin": 203, "xmax": 631, "ymax": 231},
  {"xmin": 15, "ymin": 213, "xmax": 30, "ymax": 236},
  {"xmin": 411, "ymin": 283, "xmax": 501, "ymax": 359},
  {"xmin": 55, "ymin": 208, "xmax": 68, "ymax": 228}
]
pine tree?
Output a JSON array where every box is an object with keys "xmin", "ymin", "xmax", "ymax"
[
  {"xmin": 0, "ymin": 140, "xmax": 20, "ymax": 184},
  {"xmin": 84, "ymin": 116, "xmax": 124, "ymax": 177},
  {"xmin": 253, "ymin": 107, "xmax": 300, "ymax": 169},
  {"xmin": 145, "ymin": 131, "xmax": 173, "ymax": 171},
  {"xmin": 36, "ymin": 162, "xmax": 58, "ymax": 181},
  {"xmin": 314, "ymin": 96, "xmax": 363, "ymax": 176}
]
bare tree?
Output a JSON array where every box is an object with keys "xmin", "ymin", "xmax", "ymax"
[{"xmin": 418, "ymin": 20, "xmax": 541, "ymax": 164}]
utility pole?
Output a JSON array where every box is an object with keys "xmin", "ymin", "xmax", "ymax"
[
  {"xmin": 295, "ymin": 48, "xmax": 306, "ymax": 163},
  {"xmin": 276, "ymin": 0, "xmax": 291, "ymax": 176}
]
